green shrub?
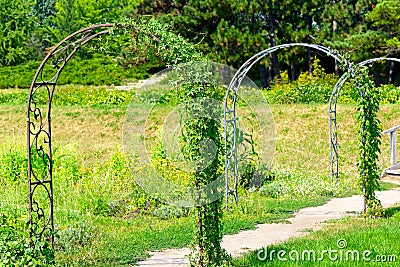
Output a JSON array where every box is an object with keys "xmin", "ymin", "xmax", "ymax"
[
  {"xmin": 0, "ymin": 149, "xmax": 27, "ymax": 184},
  {"xmin": 0, "ymin": 61, "xmax": 39, "ymax": 88},
  {"xmin": 55, "ymin": 222, "xmax": 95, "ymax": 252},
  {"xmin": 0, "ymin": 208, "xmax": 54, "ymax": 266},
  {"xmin": 153, "ymin": 205, "xmax": 190, "ymax": 220},
  {"xmin": 378, "ymin": 84, "xmax": 400, "ymax": 104},
  {"xmin": 0, "ymin": 85, "xmax": 136, "ymax": 106},
  {"xmin": 264, "ymin": 59, "xmax": 337, "ymax": 104},
  {"xmin": 259, "ymin": 170, "xmax": 351, "ymax": 198},
  {"xmin": 0, "ymin": 54, "xmax": 162, "ymax": 89},
  {"xmin": 264, "ymin": 58, "xmax": 400, "ymax": 104}
]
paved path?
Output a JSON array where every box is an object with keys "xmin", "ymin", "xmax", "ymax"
[
  {"xmin": 134, "ymin": 188, "xmax": 400, "ymax": 266},
  {"xmin": 114, "ymin": 73, "xmax": 167, "ymax": 90}
]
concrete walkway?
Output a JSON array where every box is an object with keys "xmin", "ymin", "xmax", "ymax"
[
  {"xmin": 114, "ymin": 73, "xmax": 167, "ymax": 90},
  {"xmin": 134, "ymin": 188, "xmax": 400, "ymax": 266}
]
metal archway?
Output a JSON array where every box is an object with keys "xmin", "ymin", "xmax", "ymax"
[
  {"xmin": 27, "ymin": 24, "xmax": 114, "ymax": 250},
  {"xmin": 328, "ymin": 58, "xmax": 400, "ymax": 182},
  {"xmin": 223, "ymin": 43, "xmax": 352, "ymax": 207}
]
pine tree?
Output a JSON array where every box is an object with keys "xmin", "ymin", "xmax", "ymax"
[{"xmin": 0, "ymin": 0, "xmax": 36, "ymax": 65}]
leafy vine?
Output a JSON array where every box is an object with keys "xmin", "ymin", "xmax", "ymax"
[
  {"xmin": 353, "ymin": 67, "xmax": 382, "ymax": 216},
  {"xmin": 337, "ymin": 52, "xmax": 383, "ymax": 216},
  {"xmin": 110, "ymin": 17, "xmax": 229, "ymax": 266}
]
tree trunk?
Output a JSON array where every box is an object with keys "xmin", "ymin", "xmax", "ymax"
[
  {"xmin": 307, "ymin": 16, "xmax": 313, "ymax": 75},
  {"xmin": 389, "ymin": 61, "xmax": 395, "ymax": 84},
  {"xmin": 259, "ymin": 64, "xmax": 269, "ymax": 88},
  {"xmin": 290, "ymin": 59, "xmax": 296, "ymax": 81},
  {"xmin": 267, "ymin": 14, "xmax": 279, "ymax": 80},
  {"xmin": 335, "ymin": 60, "xmax": 340, "ymax": 76},
  {"xmin": 373, "ymin": 70, "xmax": 381, "ymax": 86}
]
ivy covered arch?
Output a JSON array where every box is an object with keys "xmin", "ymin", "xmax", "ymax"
[
  {"xmin": 28, "ymin": 18, "xmax": 229, "ymax": 266},
  {"xmin": 27, "ymin": 19, "xmax": 208, "ymax": 250},
  {"xmin": 27, "ymin": 17, "xmax": 390, "ymax": 263},
  {"xmin": 223, "ymin": 43, "xmax": 351, "ymax": 204},
  {"xmin": 329, "ymin": 57, "xmax": 400, "ymax": 182}
]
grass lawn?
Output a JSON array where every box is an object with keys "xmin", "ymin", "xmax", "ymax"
[
  {"xmin": 1, "ymin": 88, "xmax": 399, "ymax": 266},
  {"xmin": 234, "ymin": 206, "xmax": 400, "ymax": 266}
]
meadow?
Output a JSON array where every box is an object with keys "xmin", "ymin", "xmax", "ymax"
[{"xmin": 0, "ymin": 85, "xmax": 399, "ymax": 266}]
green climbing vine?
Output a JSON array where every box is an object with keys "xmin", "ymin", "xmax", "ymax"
[
  {"xmin": 353, "ymin": 67, "xmax": 383, "ymax": 217},
  {"xmin": 337, "ymin": 52, "xmax": 383, "ymax": 217},
  {"xmin": 110, "ymin": 17, "xmax": 229, "ymax": 266},
  {"xmin": 105, "ymin": 18, "xmax": 384, "ymax": 267}
]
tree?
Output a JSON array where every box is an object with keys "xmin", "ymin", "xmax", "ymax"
[
  {"xmin": 137, "ymin": 0, "xmax": 334, "ymax": 86},
  {"xmin": 278, "ymin": 0, "xmax": 324, "ymax": 79},
  {"xmin": 0, "ymin": 0, "xmax": 36, "ymax": 66},
  {"xmin": 54, "ymin": 0, "xmax": 140, "ymax": 40},
  {"xmin": 54, "ymin": 0, "xmax": 79, "ymax": 39},
  {"xmin": 35, "ymin": 0, "xmax": 57, "ymax": 26},
  {"xmin": 365, "ymin": 0, "xmax": 400, "ymax": 83},
  {"xmin": 53, "ymin": 0, "xmax": 141, "ymax": 60},
  {"xmin": 30, "ymin": 0, "xmax": 57, "ymax": 58},
  {"xmin": 137, "ymin": 0, "xmax": 271, "ymax": 84}
]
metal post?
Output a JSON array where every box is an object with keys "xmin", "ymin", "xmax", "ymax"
[{"xmin": 390, "ymin": 130, "xmax": 397, "ymax": 166}]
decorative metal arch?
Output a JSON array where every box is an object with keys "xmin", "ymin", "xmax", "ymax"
[
  {"xmin": 328, "ymin": 57, "xmax": 400, "ymax": 182},
  {"xmin": 223, "ymin": 43, "xmax": 350, "ymax": 208},
  {"xmin": 27, "ymin": 24, "xmax": 114, "ymax": 250}
]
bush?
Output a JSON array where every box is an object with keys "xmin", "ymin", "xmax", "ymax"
[
  {"xmin": 0, "ymin": 61, "xmax": 39, "ymax": 88},
  {"xmin": 0, "ymin": 208, "xmax": 54, "ymax": 266},
  {"xmin": 258, "ymin": 170, "xmax": 350, "ymax": 198},
  {"xmin": 153, "ymin": 205, "xmax": 190, "ymax": 220},
  {"xmin": 0, "ymin": 54, "xmax": 162, "ymax": 89},
  {"xmin": 264, "ymin": 58, "xmax": 400, "ymax": 104},
  {"xmin": 0, "ymin": 85, "xmax": 135, "ymax": 106},
  {"xmin": 0, "ymin": 148, "xmax": 27, "ymax": 184},
  {"xmin": 378, "ymin": 84, "xmax": 400, "ymax": 104},
  {"xmin": 264, "ymin": 59, "xmax": 337, "ymax": 104},
  {"xmin": 55, "ymin": 222, "xmax": 95, "ymax": 252}
]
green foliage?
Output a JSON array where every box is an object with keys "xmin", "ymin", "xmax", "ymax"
[
  {"xmin": 365, "ymin": 199, "xmax": 385, "ymax": 218},
  {"xmin": 0, "ymin": 61, "xmax": 40, "ymax": 88},
  {"xmin": 55, "ymin": 0, "xmax": 139, "ymax": 38},
  {"xmin": 259, "ymin": 171, "xmax": 352, "ymax": 198},
  {"xmin": 0, "ymin": 148, "xmax": 27, "ymax": 184},
  {"xmin": 264, "ymin": 57, "xmax": 400, "ymax": 105},
  {"xmin": 352, "ymin": 67, "xmax": 382, "ymax": 215},
  {"xmin": 0, "ymin": 54, "xmax": 157, "ymax": 89},
  {"xmin": 0, "ymin": 86, "xmax": 134, "ymax": 106},
  {"xmin": 0, "ymin": 83, "xmax": 226, "ymax": 107},
  {"xmin": 264, "ymin": 58, "xmax": 337, "ymax": 104},
  {"xmin": 0, "ymin": 208, "xmax": 54, "ymax": 266},
  {"xmin": 365, "ymin": 0, "xmax": 400, "ymax": 56},
  {"xmin": 153, "ymin": 205, "xmax": 189, "ymax": 220},
  {"xmin": 377, "ymin": 84, "xmax": 400, "ymax": 103},
  {"xmin": 0, "ymin": 0, "xmax": 36, "ymax": 66},
  {"xmin": 59, "ymin": 55, "xmax": 155, "ymax": 85},
  {"xmin": 56, "ymin": 222, "xmax": 95, "ymax": 252},
  {"xmin": 111, "ymin": 17, "xmax": 228, "ymax": 266}
]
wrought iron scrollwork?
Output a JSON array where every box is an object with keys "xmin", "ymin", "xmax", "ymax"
[{"xmin": 27, "ymin": 24, "xmax": 114, "ymax": 250}]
